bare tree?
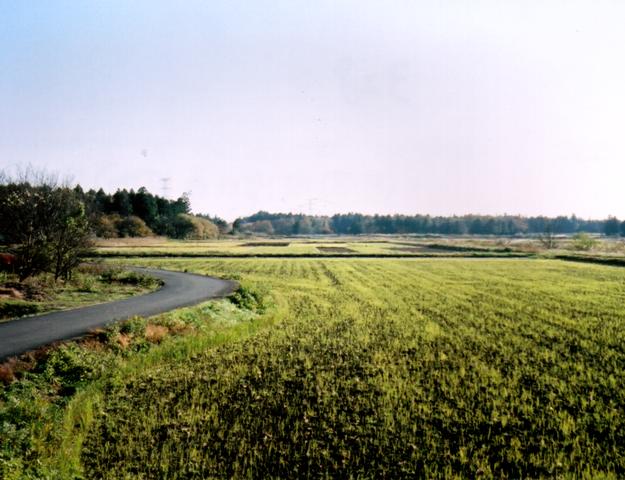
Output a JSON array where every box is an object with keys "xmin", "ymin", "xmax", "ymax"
[{"xmin": 538, "ymin": 221, "xmax": 557, "ymax": 249}]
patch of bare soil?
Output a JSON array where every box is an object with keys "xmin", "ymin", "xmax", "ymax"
[
  {"xmin": 95, "ymin": 236, "xmax": 168, "ymax": 248},
  {"xmin": 242, "ymin": 242, "xmax": 290, "ymax": 247},
  {"xmin": 391, "ymin": 246, "xmax": 430, "ymax": 253},
  {"xmin": 317, "ymin": 246, "xmax": 356, "ymax": 253},
  {"xmin": 301, "ymin": 240, "xmax": 346, "ymax": 244}
]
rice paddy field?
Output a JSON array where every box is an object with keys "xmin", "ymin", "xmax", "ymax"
[
  {"xmin": 94, "ymin": 237, "xmax": 420, "ymax": 255},
  {"xmin": 75, "ymin": 257, "xmax": 625, "ymax": 478},
  {"xmin": 93, "ymin": 236, "xmax": 527, "ymax": 257},
  {"xmin": 92, "ymin": 235, "xmax": 625, "ymax": 259}
]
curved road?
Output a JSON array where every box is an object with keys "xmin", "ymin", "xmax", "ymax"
[{"xmin": 0, "ymin": 268, "xmax": 238, "ymax": 360}]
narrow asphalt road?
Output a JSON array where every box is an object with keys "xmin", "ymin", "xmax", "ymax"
[{"xmin": 0, "ymin": 268, "xmax": 238, "ymax": 360}]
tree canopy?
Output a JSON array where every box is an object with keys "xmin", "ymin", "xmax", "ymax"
[
  {"xmin": 74, "ymin": 187, "xmax": 204, "ymax": 239},
  {"xmin": 235, "ymin": 211, "xmax": 617, "ymax": 236},
  {"xmin": 0, "ymin": 179, "xmax": 92, "ymax": 280}
]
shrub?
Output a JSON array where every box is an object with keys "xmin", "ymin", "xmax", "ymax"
[
  {"xmin": 39, "ymin": 345, "xmax": 99, "ymax": 395},
  {"xmin": 75, "ymin": 274, "xmax": 97, "ymax": 292},
  {"xmin": 571, "ymin": 232, "xmax": 598, "ymax": 251},
  {"xmin": 91, "ymin": 214, "xmax": 120, "ymax": 238},
  {"xmin": 116, "ymin": 215, "xmax": 153, "ymax": 238},
  {"xmin": 0, "ymin": 301, "xmax": 41, "ymax": 319},
  {"xmin": 119, "ymin": 316, "xmax": 147, "ymax": 337},
  {"xmin": 228, "ymin": 285, "xmax": 266, "ymax": 312},
  {"xmin": 171, "ymin": 214, "xmax": 219, "ymax": 239}
]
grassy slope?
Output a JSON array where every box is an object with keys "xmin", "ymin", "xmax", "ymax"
[{"xmin": 76, "ymin": 258, "xmax": 625, "ymax": 479}]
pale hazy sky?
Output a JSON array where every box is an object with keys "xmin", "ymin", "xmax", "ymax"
[{"xmin": 1, "ymin": 1, "xmax": 624, "ymax": 220}]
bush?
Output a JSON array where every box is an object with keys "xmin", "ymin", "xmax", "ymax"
[
  {"xmin": 91, "ymin": 214, "xmax": 120, "ymax": 238},
  {"xmin": 119, "ymin": 316, "xmax": 147, "ymax": 337},
  {"xmin": 116, "ymin": 216, "xmax": 153, "ymax": 238},
  {"xmin": 0, "ymin": 301, "xmax": 41, "ymax": 319},
  {"xmin": 171, "ymin": 214, "xmax": 219, "ymax": 239},
  {"xmin": 228, "ymin": 285, "xmax": 266, "ymax": 312},
  {"xmin": 18, "ymin": 275, "xmax": 54, "ymax": 300},
  {"xmin": 39, "ymin": 344, "xmax": 100, "ymax": 395},
  {"xmin": 571, "ymin": 232, "xmax": 598, "ymax": 251}
]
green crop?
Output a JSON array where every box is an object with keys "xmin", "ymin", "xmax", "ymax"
[{"xmin": 79, "ymin": 258, "xmax": 625, "ymax": 479}]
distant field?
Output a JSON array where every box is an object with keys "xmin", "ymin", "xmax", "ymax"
[
  {"xmin": 82, "ymin": 257, "xmax": 625, "ymax": 478},
  {"xmin": 94, "ymin": 236, "xmax": 414, "ymax": 255},
  {"xmin": 92, "ymin": 236, "xmax": 536, "ymax": 257}
]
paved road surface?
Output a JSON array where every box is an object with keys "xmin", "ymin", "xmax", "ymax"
[{"xmin": 0, "ymin": 268, "xmax": 237, "ymax": 360}]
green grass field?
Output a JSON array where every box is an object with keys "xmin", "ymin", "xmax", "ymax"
[{"xmin": 73, "ymin": 257, "xmax": 625, "ymax": 478}]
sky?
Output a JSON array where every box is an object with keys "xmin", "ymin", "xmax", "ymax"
[{"xmin": 1, "ymin": 1, "xmax": 624, "ymax": 220}]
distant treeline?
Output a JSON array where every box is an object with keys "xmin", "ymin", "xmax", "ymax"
[
  {"xmin": 72, "ymin": 186, "xmax": 225, "ymax": 239},
  {"xmin": 12, "ymin": 180, "xmax": 625, "ymax": 239},
  {"xmin": 235, "ymin": 211, "xmax": 625, "ymax": 236}
]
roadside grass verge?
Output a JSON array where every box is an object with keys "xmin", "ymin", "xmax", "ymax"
[
  {"xmin": 0, "ymin": 283, "xmax": 271, "ymax": 479},
  {"xmin": 0, "ymin": 264, "xmax": 162, "ymax": 322}
]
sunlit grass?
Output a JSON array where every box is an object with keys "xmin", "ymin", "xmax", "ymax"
[{"xmin": 77, "ymin": 257, "xmax": 625, "ymax": 478}]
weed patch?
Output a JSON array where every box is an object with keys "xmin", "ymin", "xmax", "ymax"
[
  {"xmin": 0, "ymin": 300, "xmax": 41, "ymax": 319},
  {"xmin": 228, "ymin": 285, "xmax": 268, "ymax": 312}
]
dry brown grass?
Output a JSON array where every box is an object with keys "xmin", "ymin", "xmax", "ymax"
[
  {"xmin": 0, "ymin": 362, "xmax": 16, "ymax": 384},
  {"xmin": 72, "ymin": 329, "xmax": 109, "ymax": 353},
  {"xmin": 0, "ymin": 287, "xmax": 24, "ymax": 299},
  {"xmin": 145, "ymin": 324, "xmax": 170, "ymax": 343},
  {"xmin": 116, "ymin": 333, "xmax": 132, "ymax": 349},
  {"xmin": 94, "ymin": 236, "xmax": 168, "ymax": 248},
  {"xmin": 0, "ymin": 346, "xmax": 54, "ymax": 384},
  {"xmin": 168, "ymin": 324, "xmax": 194, "ymax": 335},
  {"xmin": 79, "ymin": 338, "xmax": 106, "ymax": 352}
]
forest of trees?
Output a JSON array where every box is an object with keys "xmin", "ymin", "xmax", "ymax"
[
  {"xmin": 235, "ymin": 211, "xmax": 625, "ymax": 237},
  {"xmin": 4, "ymin": 175, "xmax": 625, "ymax": 241},
  {"xmin": 6, "ymin": 173, "xmax": 623, "ymax": 281},
  {"xmin": 72, "ymin": 186, "xmax": 221, "ymax": 239},
  {"xmin": 0, "ymin": 177, "xmax": 224, "ymax": 279}
]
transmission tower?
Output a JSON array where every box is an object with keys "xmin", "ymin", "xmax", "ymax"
[{"xmin": 160, "ymin": 177, "xmax": 171, "ymax": 199}]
